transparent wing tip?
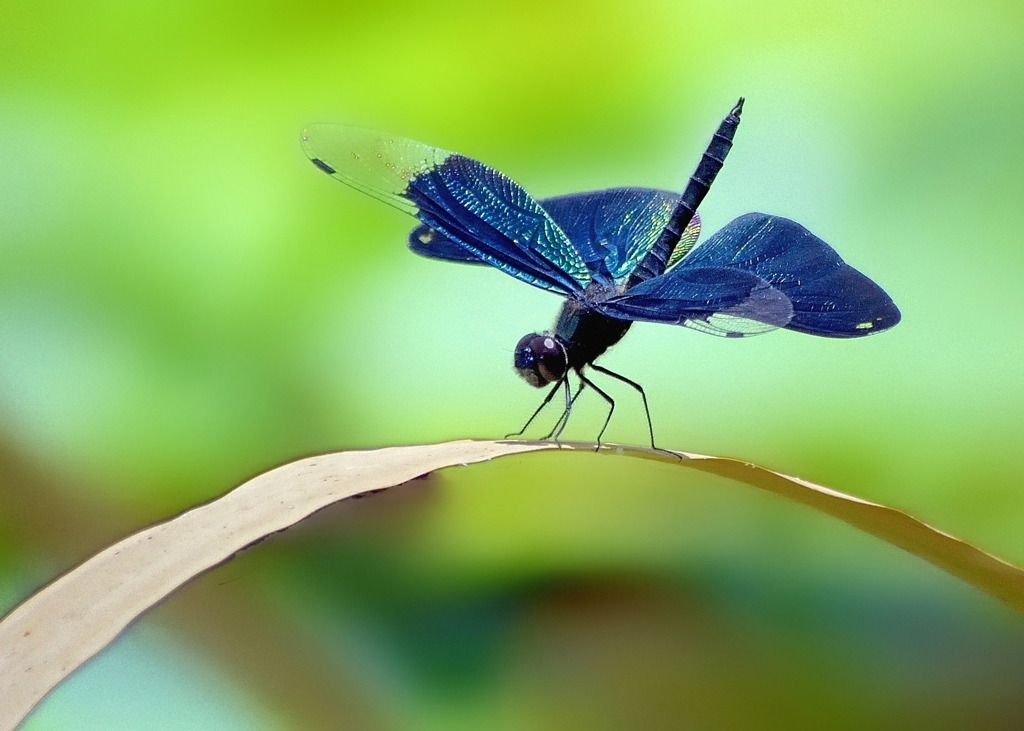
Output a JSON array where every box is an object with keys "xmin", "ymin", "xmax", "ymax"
[{"xmin": 300, "ymin": 125, "xmax": 453, "ymax": 215}]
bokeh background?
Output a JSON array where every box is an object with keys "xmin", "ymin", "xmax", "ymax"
[{"xmin": 2, "ymin": 0, "xmax": 1024, "ymax": 728}]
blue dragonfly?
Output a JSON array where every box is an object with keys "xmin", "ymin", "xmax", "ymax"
[{"xmin": 301, "ymin": 100, "xmax": 900, "ymax": 447}]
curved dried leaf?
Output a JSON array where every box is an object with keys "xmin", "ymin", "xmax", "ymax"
[{"xmin": 2, "ymin": 439, "xmax": 1023, "ymax": 731}]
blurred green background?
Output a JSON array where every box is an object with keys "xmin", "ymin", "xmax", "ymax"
[{"xmin": 2, "ymin": 0, "xmax": 1024, "ymax": 728}]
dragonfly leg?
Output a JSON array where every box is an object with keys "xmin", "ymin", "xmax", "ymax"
[
  {"xmin": 590, "ymin": 364, "xmax": 657, "ymax": 449},
  {"xmin": 590, "ymin": 364, "xmax": 681, "ymax": 459},
  {"xmin": 544, "ymin": 377, "xmax": 586, "ymax": 443},
  {"xmin": 577, "ymin": 371, "xmax": 614, "ymax": 451},
  {"xmin": 506, "ymin": 377, "xmax": 564, "ymax": 440}
]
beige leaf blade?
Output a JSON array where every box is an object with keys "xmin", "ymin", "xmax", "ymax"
[{"xmin": 2, "ymin": 439, "xmax": 1023, "ymax": 731}]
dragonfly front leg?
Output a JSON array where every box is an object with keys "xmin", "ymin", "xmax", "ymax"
[{"xmin": 506, "ymin": 377, "xmax": 565, "ymax": 440}]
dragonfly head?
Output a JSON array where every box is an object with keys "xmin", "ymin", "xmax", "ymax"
[{"xmin": 514, "ymin": 333, "xmax": 567, "ymax": 388}]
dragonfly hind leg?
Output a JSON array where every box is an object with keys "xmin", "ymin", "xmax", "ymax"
[{"xmin": 589, "ymin": 363, "xmax": 679, "ymax": 458}]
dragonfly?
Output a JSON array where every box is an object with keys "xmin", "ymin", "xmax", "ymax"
[{"xmin": 301, "ymin": 99, "xmax": 900, "ymax": 447}]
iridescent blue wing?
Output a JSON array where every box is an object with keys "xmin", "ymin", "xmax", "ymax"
[
  {"xmin": 539, "ymin": 188, "xmax": 701, "ymax": 283},
  {"xmin": 678, "ymin": 213, "xmax": 901, "ymax": 337},
  {"xmin": 596, "ymin": 213, "xmax": 900, "ymax": 338},
  {"xmin": 410, "ymin": 187, "xmax": 702, "ymax": 282},
  {"xmin": 301, "ymin": 125, "xmax": 590, "ymax": 294},
  {"xmin": 408, "ymin": 224, "xmax": 482, "ymax": 263},
  {"xmin": 596, "ymin": 265, "xmax": 794, "ymax": 338}
]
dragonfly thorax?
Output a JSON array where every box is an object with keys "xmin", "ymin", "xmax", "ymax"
[
  {"xmin": 554, "ymin": 294, "xmax": 633, "ymax": 371},
  {"xmin": 514, "ymin": 333, "xmax": 568, "ymax": 388}
]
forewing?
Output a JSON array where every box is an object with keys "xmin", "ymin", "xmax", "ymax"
[
  {"xmin": 596, "ymin": 265, "xmax": 793, "ymax": 337},
  {"xmin": 301, "ymin": 125, "xmax": 589, "ymax": 293},
  {"xmin": 408, "ymin": 224, "xmax": 483, "ymax": 264},
  {"xmin": 679, "ymin": 213, "xmax": 900, "ymax": 337},
  {"xmin": 405, "ymin": 186, "xmax": 704, "ymax": 278},
  {"xmin": 539, "ymin": 188, "xmax": 701, "ymax": 283},
  {"xmin": 665, "ymin": 216, "xmax": 702, "ymax": 269}
]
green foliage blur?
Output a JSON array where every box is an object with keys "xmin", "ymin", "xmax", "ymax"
[{"xmin": 2, "ymin": 0, "xmax": 1024, "ymax": 728}]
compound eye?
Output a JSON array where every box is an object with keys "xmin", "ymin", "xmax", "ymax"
[
  {"xmin": 513, "ymin": 334, "xmax": 566, "ymax": 387},
  {"xmin": 533, "ymin": 336, "xmax": 566, "ymax": 380}
]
